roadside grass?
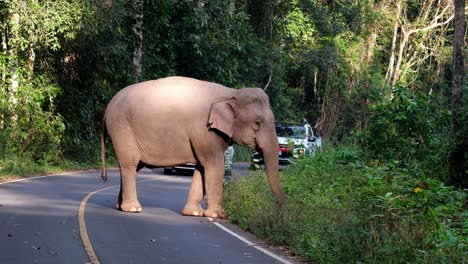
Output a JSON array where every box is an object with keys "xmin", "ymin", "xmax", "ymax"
[
  {"xmin": 223, "ymin": 147, "xmax": 467, "ymax": 263},
  {"xmin": 0, "ymin": 148, "xmax": 118, "ymax": 181},
  {"xmin": 0, "ymin": 158, "xmax": 118, "ymax": 182}
]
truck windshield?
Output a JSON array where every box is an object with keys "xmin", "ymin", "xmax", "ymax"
[{"xmin": 276, "ymin": 125, "xmax": 305, "ymax": 139}]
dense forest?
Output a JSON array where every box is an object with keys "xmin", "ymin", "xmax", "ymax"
[
  {"xmin": 1, "ymin": 0, "xmax": 466, "ymax": 181},
  {"xmin": 0, "ymin": 0, "xmax": 466, "ymax": 261}
]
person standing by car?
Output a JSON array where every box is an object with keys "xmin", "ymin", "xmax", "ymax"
[
  {"xmin": 224, "ymin": 145, "xmax": 234, "ymax": 181},
  {"xmin": 300, "ymin": 118, "xmax": 315, "ymax": 141},
  {"xmin": 301, "ymin": 118, "xmax": 316, "ymax": 155}
]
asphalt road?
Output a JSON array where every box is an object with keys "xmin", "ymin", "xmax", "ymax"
[{"xmin": 0, "ymin": 164, "xmax": 297, "ymax": 264}]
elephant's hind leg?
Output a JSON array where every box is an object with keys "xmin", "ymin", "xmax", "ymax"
[
  {"xmin": 117, "ymin": 167, "xmax": 142, "ymax": 213},
  {"xmin": 114, "ymin": 141, "xmax": 143, "ymax": 213},
  {"xmin": 182, "ymin": 165, "xmax": 205, "ymax": 217}
]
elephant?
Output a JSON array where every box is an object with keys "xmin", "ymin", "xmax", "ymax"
[{"xmin": 100, "ymin": 76, "xmax": 286, "ymax": 218}]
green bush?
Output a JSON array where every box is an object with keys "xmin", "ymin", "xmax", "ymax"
[
  {"xmin": 233, "ymin": 144, "xmax": 252, "ymax": 162},
  {"xmin": 223, "ymin": 148, "xmax": 467, "ymax": 263},
  {"xmin": 358, "ymin": 85, "xmax": 451, "ymax": 180},
  {"xmin": 0, "ymin": 75, "xmax": 65, "ymax": 163}
]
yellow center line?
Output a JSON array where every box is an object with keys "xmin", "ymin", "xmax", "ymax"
[{"xmin": 78, "ymin": 179, "xmax": 159, "ymax": 264}]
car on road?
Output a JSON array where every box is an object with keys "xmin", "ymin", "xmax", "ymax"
[
  {"xmin": 163, "ymin": 163, "xmax": 196, "ymax": 174},
  {"xmin": 164, "ymin": 146, "xmax": 235, "ymax": 175},
  {"xmin": 251, "ymin": 122, "xmax": 322, "ymax": 166}
]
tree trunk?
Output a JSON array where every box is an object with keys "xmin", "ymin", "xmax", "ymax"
[
  {"xmin": 313, "ymin": 68, "xmax": 318, "ymax": 101},
  {"xmin": 364, "ymin": 32, "xmax": 377, "ymax": 64},
  {"xmin": 6, "ymin": 10, "xmax": 19, "ymax": 126},
  {"xmin": 132, "ymin": 0, "xmax": 143, "ymax": 82},
  {"xmin": 228, "ymin": 0, "xmax": 236, "ymax": 16},
  {"xmin": 385, "ymin": 17, "xmax": 399, "ymax": 84},
  {"xmin": 27, "ymin": 42, "xmax": 35, "ymax": 80},
  {"xmin": 1, "ymin": 19, "xmax": 7, "ymax": 129},
  {"xmin": 316, "ymin": 83, "xmax": 341, "ymax": 138},
  {"xmin": 448, "ymin": 0, "xmax": 466, "ymax": 186},
  {"xmin": 1, "ymin": 19, "xmax": 7, "ymax": 84},
  {"xmin": 391, "ymin": 29, "xmax": 409, "ymax": 86},
  {"xmin": 246, "ymin": 0, "xmax": 273, "ymax": 39}
]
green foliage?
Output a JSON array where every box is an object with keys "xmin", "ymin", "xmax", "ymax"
[
  {"xmin": 166, "ymin": 0, "xmax": 268, "ymax": 87},
  {"xmin": 0, "ymin": 0, "xmax": 85, "ymax": 173},
  {"xmin": 2, "ymin": 0, "xmax": 82, "ymax": 51},
  {"xmin": 232, "ymin": 144, "xmax": 252, "ymax": 162},
  {"xmin": 0, "ymin": 72, "xmax": 65, "ymax": 162},
  {"xmin": 141, "ymin": 0, "xmax": 178, "ymax": 79},
  {"xmin": 359, "ymin": 85, "xmax": 451, "ymax": 179},
  {"xmin": 271, "ymin": 0, "xmax": 384, "ymax": 131},
  {"xmin": 280, "ymin": 7, "xmax": 316, "ymax": 53},
  {"xmin": 224, "ymin": 148, "xmax": 467, "ymax": 263}
]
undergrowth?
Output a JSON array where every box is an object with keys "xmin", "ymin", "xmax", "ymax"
[
  {"xmin": 223, "ymin": 148, "xmax": 467, "ymax": 263},
  {"xmin": 0, "ymin": 139, "xmax": 117, "ymax": 178},
  {"xmin": 233, "ymin": 144, "xmax": 252, "ymax": 162}
]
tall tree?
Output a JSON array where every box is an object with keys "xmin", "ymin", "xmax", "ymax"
[
  {"xmin": 1, "ymin": 6, "xmax": 20, "ymax": 126},
  {"xmin": 449, "ymin": 0, "xmax": 466, "ymax": 185},
  {"xmin": 384, "ymin": 0, "xmax": 454, "ymax": 86},
  {"xmin": 132, "ymin": 0, "xmax": 144, "ymax": 81}
]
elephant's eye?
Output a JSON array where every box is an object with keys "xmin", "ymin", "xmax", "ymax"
[{"xmin": 254, "ymin": 121, "xmax": 261, "ymax": 131}]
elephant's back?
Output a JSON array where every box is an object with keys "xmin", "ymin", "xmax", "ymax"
[
  {"xmin": 122, "ymin": 76, "xmax": 230, "ymax": 104},
  {"xmin": 127, "ymin": 76, "xmax": 231, "ymax": 112},
  {"xmin": 105, "ymin": 76, "xmax": 233, "ymax": 130}
]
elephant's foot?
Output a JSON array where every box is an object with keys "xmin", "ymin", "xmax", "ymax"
[
  {"xmin": 117, "ymin": 200, "xmax": 142, "ymax": 213},
  {"xmin": 182, "ymin": 205, "xmax": 204, "ymax": 217},
  {"xmin": 204, "ymin": 207, "xmax": 228, "ymax": 219}
]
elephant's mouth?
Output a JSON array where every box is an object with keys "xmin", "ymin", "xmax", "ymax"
[{"xmin": 235, "ymin": 137, "xmax": 256, "ymax": 150}]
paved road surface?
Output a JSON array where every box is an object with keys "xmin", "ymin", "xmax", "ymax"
[{"xmin": 0, "ymin": 165, "xmax": 297, "ymax": 264}]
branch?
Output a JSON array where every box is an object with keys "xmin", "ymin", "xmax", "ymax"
[
  {"xmin": 408, "ymin": 15, "xmax": 454, "ymax": 35},
  {"xmin": 263, "ymin": 70, "xmax": 272, "ymax": 91}
]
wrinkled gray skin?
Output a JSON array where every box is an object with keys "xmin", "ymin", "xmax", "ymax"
[{"xmin": 101, "ymin": 76, "xmax": 286, "ymax": 218}]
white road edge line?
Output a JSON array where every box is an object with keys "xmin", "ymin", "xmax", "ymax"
[{"xmin": 207, "ymin": 217, "xmax": 294, "ymax": 264}]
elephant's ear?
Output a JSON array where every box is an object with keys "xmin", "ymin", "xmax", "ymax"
[{"xmin": 208, "ymin": 97, "xmax": 237, "ymax": 138}]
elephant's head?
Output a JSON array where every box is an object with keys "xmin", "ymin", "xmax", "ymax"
[{"xmin": 208, "ymin": 88, "xmax": 286, "ymax": 205}]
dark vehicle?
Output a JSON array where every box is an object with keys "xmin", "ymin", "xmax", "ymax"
[{"xmin": 163, "ymin": 163, "xmax": 196, "ymax": 174}]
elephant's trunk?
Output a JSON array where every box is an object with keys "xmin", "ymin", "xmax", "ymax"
[{"xmin": 258, "ymin": 126, "xmax": 287, "ymax": 206}]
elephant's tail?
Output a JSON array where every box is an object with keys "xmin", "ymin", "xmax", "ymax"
[{"xmin": 101, "ymin": 118, "xmax": 108, "ymax": 182}]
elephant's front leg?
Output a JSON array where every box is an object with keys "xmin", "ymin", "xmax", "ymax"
[
  {"xmin": 202, "ymin": 159, "xmax": 227, "ymax": 219},
  {"xmin": 182, "ymin": 166, "xmax": 205, "ymax": 217}
]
